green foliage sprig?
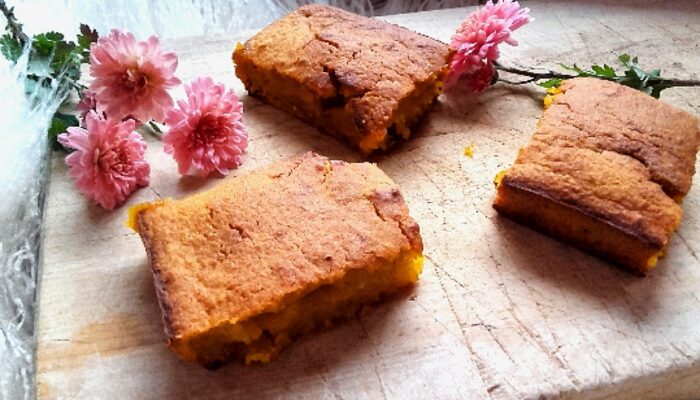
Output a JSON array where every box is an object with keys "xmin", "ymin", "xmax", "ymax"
[
  {"xmin": 0, "ymin": 0, "xmax": 97, "ymax": 149},
  {"xmin": 494, "ymin": 54, "xmax": 700, "ymax": 99}
]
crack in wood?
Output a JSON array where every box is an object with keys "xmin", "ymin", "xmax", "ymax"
[
  {"xmin": 676, "ymin": 232, "xmax": 700, "ymax": 264},
  {"xmin": 357, "ymin": 317, "xmax": 389, "ymax": 400}
]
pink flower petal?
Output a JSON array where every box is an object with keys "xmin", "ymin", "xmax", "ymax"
[
  {"xmin": 447, "ymin": 0, "xmax": 531, "ymax": 93},
  {"xmin": 89, "ymin": 29, "xmax": 181, "ymax": 122},
  {"xmin": 59, "ymin": 111, "xmax": 150, "ymax": 210},
  {"xmin": 163, "ymin": 77, "xmax": 249, "ymax": 177}
]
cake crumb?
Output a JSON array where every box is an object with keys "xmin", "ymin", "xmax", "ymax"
[
  {"xmin": 125, "ymin": 200, "xmax": 168, "ymax": 232},
  {"xmin": 464, "ymin": 144, "xmax": 475, "ymax": 158}
]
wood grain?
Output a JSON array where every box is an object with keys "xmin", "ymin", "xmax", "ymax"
[{"xmin": 36, "ymin": 2, "xmax": 700, "ymax": 399}]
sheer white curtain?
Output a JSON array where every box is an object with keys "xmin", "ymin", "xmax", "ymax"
[{"xmin": 12, "ymin": 0, "xmax": 473, "ymax": 38}]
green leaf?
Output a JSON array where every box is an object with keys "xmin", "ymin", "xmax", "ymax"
[
  {"xmin": 587, "ymin": 63, "xmax": 617, "ymax": 79},
  {"xmin": 24, "ymin": 30, "xmax": 83, "ymax": 92},
  {"xmin": 556, "ymin": 53, "xmax": 674, "ymax": 99},
  {"xmin": 78, "ymin": 24, "xmax": 98, "ymax": 48},
  {"xmin": 601, "ymin": 64, "xmax": 616, "ymax": 78},
  {"xmin": 560, "ymin": 63, "xmax": 586, "ymax": 75},
  {"xmin": 612, "ymin": 54, "xmax": 673, "ymax": 98},
  {"xmin": 50, "ymin": 40, "xmax": 81, "ymax": 79},
  {"xmin": 618, "ymin": 53, "xmax": 631, "ymax": 64},
  {"xmin": 649, "ymin": 83, "xmax": 671, "ymax": 99},
  {"xmin": 538, "ymin": 78, "xmax": 562, "ymax": 88},
  {"xmin": 0, "ymin": 33, "xmax": 23, "ymax": 62},
  {"xmin": 32, "ymin": 32, "xmax": 65, "ymax": 56},
  {"xmin": 623, "ymin": 68, "xmax": 639, "ymax": 80},
  {"xmin": 591, "ymin": 65, "xmax": 606, "ymax": 76},
  {"xmin": 0, "ymin": 12, "xmax": 96, "ymax": 151},
  {"xmin": 77, "ymin": 24, "xmax": 98, "ymax": 61},
  {"xmin": 48, "ymin": 112, "xmax": 79, "ymax": 150}
]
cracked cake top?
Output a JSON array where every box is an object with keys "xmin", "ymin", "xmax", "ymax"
[
  {"xmin": 135, "ymin": 152, "xmax": 422, "ymax": 338},
  {"xmin": 498, "ymin": 78, "xmax": 699, "ymax": 263},
  {"xmin": 236, "ymin": 4, "xmax": 450, "ymax": 133},
  {"xmin": 533, "ymin": 77, "xmax": 700, "ymax": 198}
]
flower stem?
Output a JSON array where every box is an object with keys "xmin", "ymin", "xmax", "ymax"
[
  {"xmin": 147, "ymin": 121, "xmax": 164, "ymax": 137},
  {"xmin": 494, "ymin": 62, "xmax": 700, "ymax": 88},
  {"xmin": 494, "ymin": 62, "xmax": 575, "ymax": 84},
  {"xmin": 0, "ymin": 0, "xmax": 29, "ymax": 46},
  {"xmin": 654, "ymin": 78, "xmax": 700, "ymax": 88},
  {"xmin": 69, "ymin": 81, "xmax": 88, "ymax": 93}
]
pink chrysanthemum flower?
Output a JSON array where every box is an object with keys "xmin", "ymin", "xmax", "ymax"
[
  {"xmin": 446, "ymin": 0, "xmax": 532, "ymax": 91},
  {"xmin": 466, "ymin": 63, "xmax": 497, "ymax": 94},
  {"xmin": 76, "ymin": 89, "xmax": 98, "ymax": 120},
  {"xmin": 89, "ymin": 29, "xmax": 181, "ymax": 122},
  {"xmin": 58, "ymin": 112, "xmax": 150, "ymax": 210},
  {"xmin": 163, "ymin": 77, "xmax": 248, "ymax": 177},
  {"xmin": 77, "ymin": 90, "xmax": 143, "ymax": 127}
]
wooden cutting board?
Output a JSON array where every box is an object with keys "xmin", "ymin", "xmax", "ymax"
[{"xmin": 36, "ymin": 2, "xmax": 700, "ymax": 399}]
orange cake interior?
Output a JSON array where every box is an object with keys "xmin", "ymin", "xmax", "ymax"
[
  {"xmin": 180, "ymin": 252, "xmax": 422, "ymax": 365},
  {"xmin": 132, "ymin": 152, "xmax": 424, "ymax": 366}
]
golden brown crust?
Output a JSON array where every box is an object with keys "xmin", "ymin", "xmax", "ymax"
[
  {"xmin": 494, "ymin": 78, "xmax": 698, "ymax": 273},
  {"xmin": 137, "ymin": 215, "xmax": 178, "ymax": 340},
  {"xmin": 494, "ymin": 146, "xmax": 682, "ymax": 273},
  {"xmin": 136, "ymin": 152, "xmax": 422, "ymax": 342},
  {"xmin": 494, "ymin": 176, "xmax": 664, "ymax": 275},
  {"xmin": 536, "ymin": 78, "xmax": 699, "ymax": 198},
  {"xmin": 507, "ymin": 146, "xmax": 682, "ymax": 248},
  {"xmin": 232, "ymin": 4, "xmax": 452, "ymax": 153}
]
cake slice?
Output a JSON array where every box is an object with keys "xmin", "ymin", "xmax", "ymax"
[
  {"xmin": 494, "ymin": 78, "xmax": 699, "ymax": 274},
  {"xmin": 232, "ymin": 4, "xmax": 453, "ymax": 154},
  {"xmin": 131, "ymin": 152, "xmax": 423, "ymax": 366}
]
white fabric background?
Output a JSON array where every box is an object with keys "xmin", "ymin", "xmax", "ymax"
[{"xmin": 13, "ymin": 0, "xmax": 472, "ymax": 38}]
